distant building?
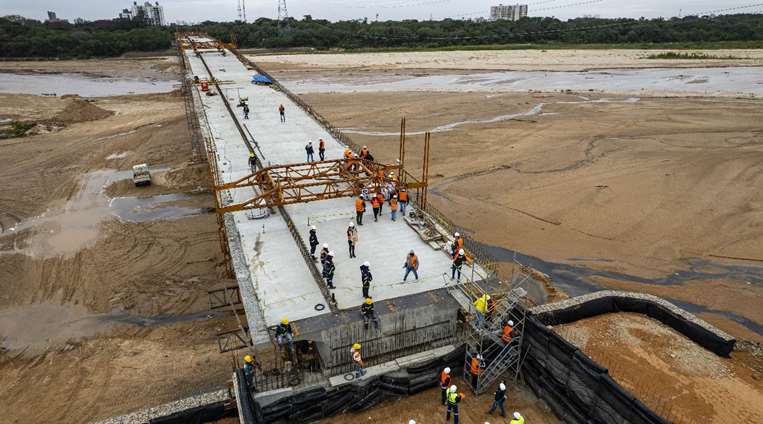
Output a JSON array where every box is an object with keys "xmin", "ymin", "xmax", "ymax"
[
  {"xmin": 46, "ymin": 11, "xmax": 61, "ymax": 22},
  {"xmin": 490, "ymin": 4, "xmax": 528, "ymax": 21},
  {"xmin": 119, "ymin": 1, "xmax": 165, "ymax": 26},
  {"xmin": 74, "ymin": 17, "xmax": 87, "ymax": 25}
]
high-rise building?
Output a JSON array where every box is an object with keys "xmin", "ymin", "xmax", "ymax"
[
  {"xmin": 122, "ymin": 1, "xmax": 165, "ymax": 26},
  {"xmin": 490, "ymin": 4, "xmax": 528, "ymax": 21}
]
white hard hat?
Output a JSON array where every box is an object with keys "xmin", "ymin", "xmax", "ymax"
[
  {"xmin": 508, "ymin": 320, "xmax": 514, "ymax": 326},
  {"xmin": 322, "ymin": 243, "xmax": 328, "ymax": 248},
  {"xmin": 500, "ymin": 383, "xmax": 506, "ymax": 391},
  {"xmin": 514, "ymin": 412, "xmax": 522, "ymax": 419},
  {"xmin": 454, "ymin": 232, "xmax": 460, "ymax": 237},
  {"xmin": 458, "ymin": 249, "xmax": 465, "ymax": 255},
  {"xmin": 308, "ymin": 140, "xmax": 312, "ymax": 144},
  {"xmin": 393, "ymin": 195, "xmax": 397, "ymax": 198},
  {"xmin": 450, "ymin": 385, "xmax": 457, "ymax": 392},
  {"xmin": 477, "ymin": 354, "xmax": 484, "ymax": 360},
  {"xmin": 310, "ymin": 225, "xmax": 316, "ymax": 230},
  {"xmin": 328, "ymin": 251, "xmax": 334, "ymax": 256},
  {"xmin": 408, "ymin": 421, "xmax": 416, "ymax": 424},
  {"xmin": 349, "ymin": 222, "xmax": 354, "ymax": 227},
  {"xmin": 363, "ymin": 261, "xmax": 370, "ymax": 267},
  {"xmin": 444, "ymin": 367, "xmax": 451, "ymax": 374}
]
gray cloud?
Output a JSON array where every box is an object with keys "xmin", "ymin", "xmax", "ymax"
[{"xmin": 1, "ymin": 0, "xmax": 754, "ymax": 23}]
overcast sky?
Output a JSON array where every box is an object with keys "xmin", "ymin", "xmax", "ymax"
[{"xmin": 2, "ymin": 0, "xmax": 759, "ymax": 23}]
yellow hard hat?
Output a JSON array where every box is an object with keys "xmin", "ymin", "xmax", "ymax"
[
  {"xmin": 364, "ymin": 298, "xmax": 372, "ymax": 305},
  {"xmin": 352, "ymin": 343, "xmax": 361, "ymax": 350},
  {"xmin": 244, "ymin": 354, "xmax": 253, "ymax": 363},
  {"xmin": 281, "ymin": 318, "xmax": 289, "ymax": 325},
  {"xmin": 249, "ymin": 152, "xmax": 255, "ymax": 157}
]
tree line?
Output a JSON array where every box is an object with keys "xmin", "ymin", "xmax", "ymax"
[{"xmin": 1, "ymin": 14, "xmax": 761, "ymax": 58}]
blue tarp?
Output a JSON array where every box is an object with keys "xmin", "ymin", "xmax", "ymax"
[{"xmin": 251, "ymin": 75, "xmax": 273, "ymax": 84}]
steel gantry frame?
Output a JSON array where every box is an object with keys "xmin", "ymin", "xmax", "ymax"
[{"xmin": 215, "ymin": 158, "xmax": 425, "ymax": 213}]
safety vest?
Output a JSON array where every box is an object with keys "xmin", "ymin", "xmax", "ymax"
[
  {"xmin": 376, "ymin": 193, "xmax": 384, "ymax": 203},
  {"xmin": 319, "ymin": 140, "xmax": 325, "ymax": 150},
  {"xmin": 470, "ymin": 358, "xmax": 481, "ymax": 375},
  {"xmin": 409, "ymin": 255, "xmax": 418, "ymax": 269},
  {"xmin": 502, "ymin": 325, "xmax": 514, "ymax": 343},
  {"xmin": 447, "ymin": 391, "xmax": 461, "ymax": 405},
  {"xmin": 456, "ymin": 238, "xmax": 464, "ymax": 249},
  {"xmin": 355, "ymin": 198, "xmax": 365, "ymax": 212},
  {"xmin": 344, "ymin": 149, "xmax": 352, "ymax": 159},
  {"xmin": 440, "ymin": 371, "xmax": 451, "ymax": 387},
  {"xmin": 510, "ymin": 417, "xmax": 524, "ymax": 424},
  {"xmin": 390, "ymin": 198, "xmax": 398, "ymax": 211},
  {"xmin": 398, "ymin": 191, "xmax": 408, "ymax": 202},
  {"xmin": 352, "ymin": 350, "xmax": 363, "ymax": 365},
  {"xmin": 371, "ymin": 198, "xmax": 380, "ymax": 208},
  {"xmin": 474, "ymin": 296, "xmax": 488, "ymax": 314}
]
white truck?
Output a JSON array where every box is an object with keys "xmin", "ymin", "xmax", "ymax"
[{"xmin": 132, "ymin": 164, "xmax": 151, "ymax": 186}]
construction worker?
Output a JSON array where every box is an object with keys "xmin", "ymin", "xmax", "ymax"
[
  {"xmin": 474, "ymin": 294, "xmax": 490, "ymax": 328},
  {"xmin": 360, "ymin": 261, "xmax": 373, "ymax": 298},
  {"xmin": 360, "ymin": 145, "xmax": 370, "ymax": 160},
  {"xmin": 389, "ymin": 195, "xmax": 399, "ymax": 221},
  {"xmin": 278, "ymin": 104, "xmax": 286, "ymax": 123},
  {"xmin": 355, "ymin": 196, "xmax": 366, "ymax": 225},
  {"xmin": 439, "ymin": 367, "xmax": 452, "ymax": 405},
  {"xmin": 275, "ymin": 318, "xmax": 293, "ymax": 347},
  {"xmin": 243, "ymin": 103, "xmax": 250, "ymax": 120},
  {"xmin": 398, "ymin": 188, "xmax": 409, "ymax": 214},
  {"xmin": 445, "ymin": 385, "xmax": 464, "ymax": 424},
  {"xmin": 371, "ymin": 195, "xmax": 381, "ymax": 222},
  {"xmin": 450, "ymin": 232, "xmax": 464, "ymax": 257},
  {"xmin": 487, "ymin": 381, "xmax": 508, "ymax": 417},
  {"xmin": 305, "ymin": 140, "xmax": 315, "ymax": 162},
  {"xmin": 308, "ymin": 225, "xmax": 319, "ymax": 259},
  {"xmin": 451, "ymin": 249, "xmax": 467, "ymax": 281},
  {"xmin": 510, "ymin": 412, "xmax": 525, "ymax": 424},
  {"xmin": 351, "ymin": 343, "xmax": 366, "ymax": 377},
  {"xmin": 343, "ymin": 148, "xmax": 352, "ymax": 160},
  {"xmin": 470, "ymin": 354, "xmax": 484, "ymax": 390},
  {"xmin": 248, "ymin": 151, "xmax": 257, "ymax": 171},
  {"xmin": 375, "ymin": 191, "xmax": 384, "ymax": 215},
  {"xmin": 347, "ymin": 222, "xmax": 358, "ymax": 258},
  {"xmin": 403, "ymin": 250, "xmax": 419, "ymax": 282},
  {"xmin": 242, "ymin": 354, "xmax": 261, "ymax": 386},
  {"xmin": 361, "ymin": 297, "xmax": 379, "ymax": 330},
  {"xmin": 318, "ymin": 138, "xmax": 326, "ymax": 161},
  {"xmin": 322, "ymin": 251, "xmax": 336, "ymax": 289},
  {"xmin": 319, "ymin": 243, "xmax": 329, "ymax": 265},
  {"xmin": 500, "ymin": 320, "xmax": 514, "ymax": 344}
]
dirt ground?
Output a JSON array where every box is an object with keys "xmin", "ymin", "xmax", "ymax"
[
  {"xmin": 554, "ymin": 313, "xmax": 763, "ymax": 423},
  {"xmin": 318, "ymin": 377, "xmax": 558, "ymax": 424},
  {"xmin": 0, "ymin": 56, "xmax": 179, "ymax": 80},
  {"xmin": 249, "ymin": 48, "xmax": 763, "ymax": 72},
  {"xmin": 0, "ymin": 60, "xmax": 237, "ymax": 423}
]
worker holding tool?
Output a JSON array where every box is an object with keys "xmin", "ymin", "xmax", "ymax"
[
  {"xmin": 445, "ymin": 385, "xmax": 465, "ymax": 424},
  {"xmin": 323, "ymin": 251, "xmax": 336, "ymax": 289},
  {"xmin": 351, "ymin": 343, "xmax": 366, "ymax": 378},
  {"xmin": 355, "ymin": 196, "xmax": 366, "ymax": 225},
  {"xmin": 403, "ymin": 250, "xmax": 419, "ymax": 282},
  {"xmin": 347, "ymin": 222, "xmax": 359, "ymax": 258},
  {"xmin": 487, "ymin": 381, "xmax": 508, "ymax": 418},
  {"xmin": 510, "ymin": 412, "xmax": 525, "ymax": 424},
  {"xmin": 451, "ymin": 249, "xmax": 467, "ymax": 281},
  {"xmin": 439, "ymin": 367, "xmax": 452, "ymax": 405},
  {"xmin": 275, "ymin": 319, "xmax": 294, "ymax": 347},
  {"xmin": 308, "ymin": 225, "xmax": 319, "ymax": 259},
  {"xmin": 360, "ymin": 261, "xmax": 373, "ymax": 299},
  {"xmin": 390, "ymin": 195, "xmax": 399, "ymax": 221},
  {"xmin": 318, "ymin": 138, "xmax": 326, "ymax": 161},
  {"xmin": 305, "ymin": 140, "xmax": 315, "ymax": 162},
  {"xmin": 361, "ymin": 297, "xmax": 380, "ymax": 330}
]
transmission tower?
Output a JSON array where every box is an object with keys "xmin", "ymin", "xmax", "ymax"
[
  {"xmin": 237, "ymin": 0, "xmax": 248, "ymax": 22},
  {"xmin": 277, "ymin": 0, "xmax": 289, "ymax": 30}
]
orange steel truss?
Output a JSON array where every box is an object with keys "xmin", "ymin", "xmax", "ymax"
[{"xmin": 214, "ymin": 159, "xmax": 425, "ymax": 213}]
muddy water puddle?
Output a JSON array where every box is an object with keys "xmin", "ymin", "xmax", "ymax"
[
  {"xmin": 0, "ymin": 72, "xmax": 177, "ymax": 97},
  {"xmin": 0, "ymin": 168, "xmax": 209, "ymax": 258},
  {"xmin": 0, "ymin": 302, "xmax": 220, "ymax": 356}
]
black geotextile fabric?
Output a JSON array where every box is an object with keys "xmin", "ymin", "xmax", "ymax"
[
  {"xmin": 148, "ymin": 401, "xmax": 229, "ymax": 424},
  {"xmin": 234, "ymin": 368, "xmax": 258, "ymax": 424},
  {"xmin": 521, "ymin": 315, "xmax": 669, "ymax": 424},
  {"xmin": 533, "ymin": 295, "xmax": 734, "ymax": 356},
  {"xmin": 254, "ymin": 345, "xmax": 464, "ymax": 423}
]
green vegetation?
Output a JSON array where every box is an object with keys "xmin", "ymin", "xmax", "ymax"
[
  {"xmin": 646, "ymin": 51, "xmax": 742, "ymax": 59},
  {"xmin": 0, "ymin": 121, "xmax": 35, "ymax": 139},
  {"xmin": 1, "ymin": 13, "xmax": 762, "ymax": 58}
]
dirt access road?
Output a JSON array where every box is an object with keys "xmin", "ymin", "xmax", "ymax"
[
  {"xmin": 0, "ymin": 58, "xmax": 237, "ymax": 423},
  {"xmin": 255, "ymin": 51, "xmax": 763, "ymax": 346}
]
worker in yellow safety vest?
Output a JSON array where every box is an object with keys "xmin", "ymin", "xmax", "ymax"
[
  {"xmin": 445, "ymin": 385, "xmax": 465, "ymax": 424},
  {"xmin": 510, "ymin": 411, "xmax": 525, "ymax": 424},
  {"xmin": 473, "ymin": 294, "xmax": 490, "ymax": 328}
]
